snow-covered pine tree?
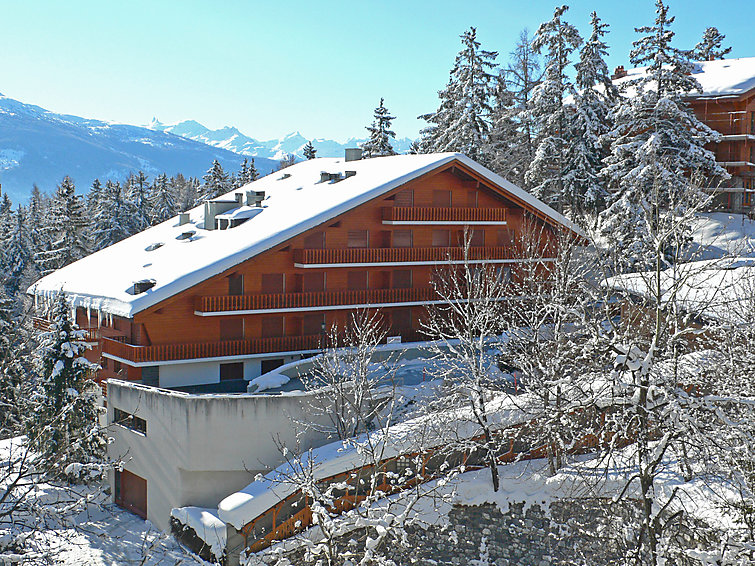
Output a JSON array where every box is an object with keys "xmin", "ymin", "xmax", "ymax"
[
  {"xmin": 90, "ymin": 180, "xmax": 132, "ymax": 251},
  {"xmin": 693, "ymin": 26, "xmax": 732, "ymax": 61},
  {"xmin": 35, "ymin": 176, "xmax": 90, "ymax": 275},
  {"xmin": 563, "ymin": 11, "xmax": 617, "ymax": 218},
  {"xmin": 525, "ymin": 5, "xmax": 583, "ymax": 211},
  {"xmin": 361, "ymin": 98, "xmax": 397, "ymax": 158},
  {"xmin": 506, "ymin": 29, "xmax": 542, "ymax": 186},
  {"xmin": 86, "ymin": 178, "xmax": 103, "ymax": 217},
  {"xmin": 29, "ymin": 292, "xmax": 104, "ymax": 479},
  {"xmin": 197, "ymin": 159, "xmax": 230, "ymax": 203},
  {"xmin": 303, "ymin": 141, "xmax": 317, "ymax": 160},
  {"xmin": 485, "ymin": 72, "xmax": 528, "ymax": 185},
  {"xmin": 148, "ymin": 173, "xmax": 178, "ymax": 225},
  {"xmin": 126, "ymin": 171, "xmax": 151, "ymax": 233},
  {"xmin": 0, "ymin": 205, "xmax": 33, "ymax": 299},
  {"xmin": 599, "ymin": 0, "xmax": 727, "ymax": 269},
  {"xmin": 419, "ymin": 27, "xmax": 498, "ymax": 163},
  {"xmin": 0, "ymin": 287, "xmax": 27, "ymax": 435}
]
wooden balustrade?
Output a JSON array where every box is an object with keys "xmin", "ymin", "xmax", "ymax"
[
  {"xmin": 196, "ymin": 287, "xmax": 438, "ymax": 313},
  {"xmin": 101, "ymin": 334, "xmax": 324, "ymax": 363},
  {"xmin": 32, "ymin": 316, "xmax": 127, "ymax": 343},
  {"xmin": 293, "ymin": 246, "xmax": 511, "ymax": 265},
  {"xmin": 383, "ymin": 206, "xmax": 507, "ymax": 223}
]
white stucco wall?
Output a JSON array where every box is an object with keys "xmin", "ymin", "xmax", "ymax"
[
  {"xmin": 158, "ymin": 361, "xmax": 220, "ymax": 388},
  {"xmin": 107, "ymin": 380, "xmax": 333, "ymax": 531}
]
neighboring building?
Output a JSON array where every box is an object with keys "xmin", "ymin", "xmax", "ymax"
[
  {"xmin": 29, "ymin": 151, "xmax": 581, "ymax": 533},
  {"xmin": 612, "ymin": 57, "xmax": 755, "ymax": 213}
]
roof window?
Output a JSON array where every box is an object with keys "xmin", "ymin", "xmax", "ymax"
[
  {"xmin": 177, "ymin": 231, "xmax": 195, "ymax": 241},
  {"xmin": 145, "ymin": 242, "xmax": 164, "ymax": 251},
  {"xmin": 129, "ymin": 279, "xmax": 156, "ymax": 295}
]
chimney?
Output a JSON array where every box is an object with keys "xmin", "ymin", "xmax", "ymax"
[
  {"xmin": 178, "ymin": 213, "xmax": 190, "ymax": 226},
  {"xmin": 344, "ymin": 148, "xmax": 362, "ymax": 162},
  {"xmin": 612, "ymin": 65, "xmax": 627, "ymax": 80},
  {"xmin": 235, "ymin": 193, "xmax": 243, "ymax": 203}
]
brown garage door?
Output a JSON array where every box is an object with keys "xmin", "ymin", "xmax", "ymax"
[{"xmin": 115, "ymin": 469, "xmax": 147, "ymax": 519}]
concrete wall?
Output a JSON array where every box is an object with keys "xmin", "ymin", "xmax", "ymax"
[
  {"xmin": 107, "ymin": 380, "xmax": 333, "ymax": 531},
  {"xmin": 158, "ymin": 361, "xmax": 220, "ymax": 388}
]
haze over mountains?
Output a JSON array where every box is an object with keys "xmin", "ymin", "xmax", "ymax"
[
  {"xmin": 0, "ymin": 94, "xmax": 278, "ymax": 202},
  {"xmin": 146, "ymin": 118, "xmax": 415, "ymax": 162}
]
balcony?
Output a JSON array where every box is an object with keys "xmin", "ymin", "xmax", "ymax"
[
  {"xmin": 32, "ymin": 316, "xmax": 126, "ymax": 342},
  {"xmin": 382, "ymin": 207, "xmax": 507, "ymax": 225},
  {"xmin": 293, "ymin": 246, "xmax": 512, "ymax": 267},
  {"xmin": 195, "ymin": 287, "xmax": 439, "ymax": 315},
  {"xmin": 101, "ymin": 334, "xmax": 325, "ymax": 364}
]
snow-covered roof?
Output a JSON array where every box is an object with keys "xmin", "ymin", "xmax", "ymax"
[
  {"xmin": 29, "ymin": 153, "xmax": 580, "ymax": 318},
  {"xmin": 603, "ymin": 257, "xmax": 755, "ymax": 324},
  {"xmin": 614, "ymin": 57, "xmax": 755, "ymax": 99}
]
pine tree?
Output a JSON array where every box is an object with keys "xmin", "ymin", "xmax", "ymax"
[
  {"xmin": 525, "ymin": 5, "xmax": 583, "ymax": 210},
  {"xmin": 148, "ymin": 173, "xmax": 178, "ymax": 225},
  {"xmin": 485, "ymin": 72, "xmax": 527, "ymax": 184},
  {"xmin": 303, "ymin": 141, "xmax": 317, "ymax": 160},
  {"xmin": 0, "ymin": 288, "xmax": 27, "ymax": 434},
  {"xmin": 563, "ymin": 11, "xmax": 617, "ymax": 217},
  {"xmin": 198, "ymin": 160, "xmax": 230, "ymax": 203},
  {"xmin": 29, "ymin": 293, "xmax": 104, "ymax": 479},
  {"xmin": 599, "ymin": 0, "xmax": 728, "ymax": 268},
  {"xmin": 90, "ymin": 180, "xmax": 132, "ymax": 251},
  {"xmin": 126, "ymin": 171, "xmax": 151, "ymax": 233},
  {"xmin": 235, "ymin": 157, "xmax": 259, "ymax": 187},
  {"xmin": 36, "ymin": 177, "xmax": 89, "ymax": 275},
  {"xmin": 361, "ymin": 98, "xmax": 397, "ymax": 158},
  {"xmin": 248, "ymin": 158, "xmax": 260, "ymax": 182},
  {"xmin": 506, "ymin": 29, "xmax": 542, "ymax": 183},
  {"xmin": 86, "ymin": 179, "xmax": 103, "ymax": 217},
  {"xmin": 1, "ymin": 206, "xmax": 33, "ymax": 298},
  {"xmin": 693, "ymin": 26, "xmax": 731, "ymax": 61},
  {"xmin": 419, "ymin": 27, "xmax": 498, "ymax": 162}
]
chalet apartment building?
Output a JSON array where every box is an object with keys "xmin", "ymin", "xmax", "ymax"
[
  {"xmin": 612, "ymin": 57, "xmax": 755, "ymax": 212},
  {"xmin": 29, "ymin": 152, "xmax": 579, "ymax": 532}
]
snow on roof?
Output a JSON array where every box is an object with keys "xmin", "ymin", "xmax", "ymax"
[
  {"xmin": 216, "ymin": 393, "xmax": 527, "ymax": 530},
  {"xmin": 603, "ymin": 257, "xmax": 755, "ymax": 324},
  {"xmin": 170, "ymin": 506, "xmax": 226, "ymax": 558},
  {"xmin": 614, "ymin": 57, "xmax": 755, "ymax": 98},
  {"xmin": 29, "ymin": 153, "xmax": 580, "ymax": 318}
]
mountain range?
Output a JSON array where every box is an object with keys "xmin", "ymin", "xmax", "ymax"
[
  {"xmin": 146, "ymin": 118, "xmax": 415, "ymax": 161},
  {"xmin": 0, "ymin": 94, "xmax": 278, "ymax": 202}
]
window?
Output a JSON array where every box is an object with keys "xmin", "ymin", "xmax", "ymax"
[
  {"xmin": 347, "ymin": 230, "xmax": 369, "ymax": 248},
  {"xmin": 261, "ymin": 273, "xmax": 284, "ymax": 294},
  {"xmin": 113, "ymin": 407, "xmax": 147, "ymax": 435},
  {"xmin": 393, "ymin": 270, "xmax": 412, "ymax": 289},
  {"xmin": 303, "ymin": 231, "xmax": 325, "ymax": 249},
  {"xmin": 348, "ymin": 271, "xmax": 368, "ymax": 290},
  {"xmin": 261, "ymin": 317, "xmax": 284, "ymax": 338},
  {"xmin": 261, "ymin": 359, "xmax": 284, "ymax": 374},
  {"xmin": 497, "ymin": 229, "xmax": 514, "ymax": 247},
  {"xmin": 395, "ymin": 189, "xmax": 414, "ymax": 207},
  {"xmin": 432, "ymin": 230, "xmax": 450, "ymax": 247},
  {"xmin": 432, "ymin": 190, "xmax": 451, "ymax": 207},
  {"xmin": 391, "ymin": 308, "xmax": 412, "ymax": 330},
  {"xmin": 302, "ymin": 272, "xmax": 325, "ymax": 292},
  {"xmin": 220, "ymin": 362, "xmax": 244, "ymax": 381},
  {"xmin": 393, "ymin": 230, "xmax": 413, "ymax": 248},
  {"xmin": 228, "ymin": 273, "xmax": 243, "ymax": 296},
  {"xmin": 303, "ymin": 313, "xmax": 325, "ymax": 335},
  {"xmin": 220, "ymin": 318, "xmax": 244, "ymax": 341},
  {"xmin": 745, "ymin": 191, "xmax": 753, "ymax": 206},
  {"xmin": 467, "ymin": 190, "xmax": 478, "ymax": 207},
  {"xmin": 751, "ymin": 112, "xmax": 755, "ymax": 134},
  {"xmin": 141, "ymin": 366, "xmax": 159, "ymax": 387},
  {"xmin": 464, "ymin": 229, "xmax": 484, "ymax": 247}
]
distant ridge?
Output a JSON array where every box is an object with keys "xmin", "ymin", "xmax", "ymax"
[
  {"xmin": 0, "ymin": 95, "xmax": 278, "ymax": 202},
  {"xmin": 146, "ymin": 119, "xmax": 415, "ymax": 161}
]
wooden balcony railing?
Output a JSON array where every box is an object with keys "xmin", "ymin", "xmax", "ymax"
[
  {"xmin": 293, "ymin": 246, "xmax": 511, "ymax": 266},
  {"xmin": 383, "ymin": 207, "xmax": 507, "ymax": 224},
  {"xmin": 196, "ymin": 287, "xmax": 438, "ymax": 313},
  {"xmin": 32, "ymin": 316, "xmax": 126, "ymax": 343},
  {"xmin": 101, "ymin": 334, "xmax": 325, "ymax": 363}
]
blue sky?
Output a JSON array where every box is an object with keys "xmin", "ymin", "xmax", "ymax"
[{"xmin": 1, "ymin": 0, "xmax": 752, "ymax": 142}]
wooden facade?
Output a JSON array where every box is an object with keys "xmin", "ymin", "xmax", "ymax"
[
  {"xmin": 66, "ymin": 158, "xmax": 564, "ymax": 386},
  {"xmin": 688, "ymin": 90, "xmax": 755, "ymax": 212}
]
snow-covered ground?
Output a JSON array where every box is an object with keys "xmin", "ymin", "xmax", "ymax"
[
  {"xmin": 0, "ymin": 437, "xmax": 207, "ymax": 566},
  {"xmin": 689, "ymin": 212, "xmax": 755, "ymax": 259}
]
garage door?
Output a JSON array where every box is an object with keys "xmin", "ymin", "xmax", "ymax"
[{"xmin": 115, "ymin": 469, "xmax": 147, "ymax": 519}]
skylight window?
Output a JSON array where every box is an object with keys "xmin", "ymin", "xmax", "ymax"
[
  {"xmin": 129, "ymin": 279, "xmax": 156, "ymax": 295},
  {"xmin": 177, "ymin": 231, "xmax": 196, "ymax": 241},
  {"xmin": 145, "ymin": 242, "xmax": 164, "ymax": 251}
]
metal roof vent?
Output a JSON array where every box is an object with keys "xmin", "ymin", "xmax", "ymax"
[
  {"xmin": 345, "ymin": 148, "xmax": 362, "ymax": 162},
  {"xmin": 178, "ymin": 213, "xmax": 191, "ymax": 226},
  {"xmin": 345, "ymin": 170, "xmax": 357, "ymax": 179}
]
